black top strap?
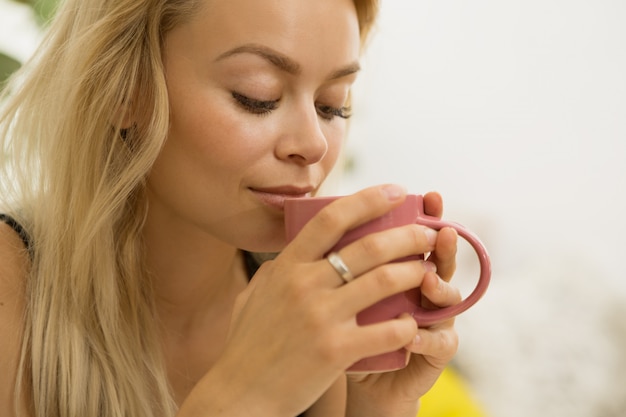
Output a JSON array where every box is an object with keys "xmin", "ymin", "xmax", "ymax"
[
  {"xmin": 243, "ymin": 250, "xmax": 260, "ymax": 280},
  {"xmin": 0, "ymin": 213, "xmax": 31, "ymax": 250}
]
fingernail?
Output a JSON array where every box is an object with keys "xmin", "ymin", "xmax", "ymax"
[
  {"xmin": 424, "ymin": 228, "xmax": 437, "ymax": 247},
  {"xmin": 421, "ymin": 260, "xmax": 437, "ymax": 273},
  {"xmin": 382, "ymin": 184, "xmax": 406, "ymax": 201}
]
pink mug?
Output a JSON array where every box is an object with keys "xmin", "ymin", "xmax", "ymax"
[{"xmin": 284, "ymin": 194, "xmax": 491, "ymax": 373}]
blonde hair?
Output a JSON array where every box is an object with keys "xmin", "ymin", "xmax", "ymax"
[
  {"xmin": 354, "ymin": 0, "xmax": 380, "ymax": 49},
  {"xmin": 0, "ymin": 0, "xmax": 379, "ymax": 416}
]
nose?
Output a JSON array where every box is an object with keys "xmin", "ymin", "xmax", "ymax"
[{"xmin": 275, "ymin": 105, "xmax": 328, "ymax": 165}]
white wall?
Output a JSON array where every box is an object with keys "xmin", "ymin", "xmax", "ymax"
[
  {"xmin": 0, "ymin": 0, "xmax": 41, "ymax": 62},
  {"xmin": 344, "ymin": 0, "xmax": 626, "ymax": 290},
  {"xmin": 343, "ymin": 2, "xmax": 626, "ymax": 415}
]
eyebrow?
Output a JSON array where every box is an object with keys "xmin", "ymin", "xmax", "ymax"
[{"xmin": 215, "ymin": 43, "xmax": 360, "ymax": 80}]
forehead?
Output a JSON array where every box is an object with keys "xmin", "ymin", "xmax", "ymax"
[{"xmin": 165, "ymin": 0, "xmax": 361, "ymax": 71}]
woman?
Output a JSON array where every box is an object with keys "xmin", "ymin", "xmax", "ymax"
[{"xmin": 0, "ymin": 0, "xmax": 462, "ymax": 415}]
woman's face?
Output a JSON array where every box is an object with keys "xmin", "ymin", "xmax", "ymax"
[{"xmin": 149, "ymin": 0, "xmax": 361, "ymax": 251}]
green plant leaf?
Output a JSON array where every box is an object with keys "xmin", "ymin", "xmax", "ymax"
[
  {"xmin": 0, "ymin": 52, "xmax": 21, "ymax": 89},
  {"xmin": 13, "ymin": 0, "xmax": 59, "ymax": 24},
  {"xmin": 33, "ymin": 0, "xmax": 59, "ymax": 23}
]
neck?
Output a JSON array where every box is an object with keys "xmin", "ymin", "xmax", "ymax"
[{"xmin": 142, "ymin": 207, "xmax": 249, "ymax": 335}]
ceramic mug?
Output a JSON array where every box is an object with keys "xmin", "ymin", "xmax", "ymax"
[{"xmin": 284, "ymin": 194, "xmax": 491, "ymax": 373}]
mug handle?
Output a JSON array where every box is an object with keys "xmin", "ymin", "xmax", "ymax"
[{"xmin": 410, "ymin": 208, "xmax": 492, "ymax": 327}]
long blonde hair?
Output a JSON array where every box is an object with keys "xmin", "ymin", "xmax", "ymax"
[{"xmin": 0, "ymin": 0, "xmax": 379, "ymax": 416}]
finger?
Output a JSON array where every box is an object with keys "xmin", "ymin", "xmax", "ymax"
[
  {"xmin": 405, "ymin": 322, "xmax": 459, "ymax": 360},
  {"xmin": 348, "ymin": 314, "xmax": 418, "ymax": 360},
  {"xmin": 284, "ymin": 184, "xmax": 407, "ymax": 261},
  {"xmin": 423, "ymin": 191, "xmax": 443, "ymax": 218},
  {"xmin": 336, "ymin": 260, "xmax": 437, "ymax": 315},
  {"xmin": 420, "ymin": 272, "xmax": 463, "ymax": 309},
  {"xmin": 336, "ymin": 224, "xmax": 437, "ymax": 279},
  {"xmin": 427, "ymin": 227, "xmax": 457, "ymax": 282}
]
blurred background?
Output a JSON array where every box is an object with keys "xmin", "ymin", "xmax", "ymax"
[
  {"xmin": 342, "ymin": 1, "xmax": 626, "ymax": 416},
  {"xmin": 0, "ymin": 0, "xmax": 53, "ymax": 83},
  {"xmin": 1, "ymin": 0, "xmax": 625, "ymax": 416}
]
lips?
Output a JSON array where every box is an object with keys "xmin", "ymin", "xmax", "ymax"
[{"xmin": 249, "ymin": 186, "xmax": 314, "ymax": 210}]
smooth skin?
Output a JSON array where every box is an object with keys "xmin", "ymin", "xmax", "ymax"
[{"xmin": 0, "ymin": 0, "xmax": 461, "ymax": 416}]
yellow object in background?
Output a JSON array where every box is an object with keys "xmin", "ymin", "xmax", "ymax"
[{"xmin": 419, "ymin": 367, "xmax": 487, "ymax": 417}]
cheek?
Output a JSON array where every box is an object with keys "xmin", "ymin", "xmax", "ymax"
[
  {"xmin": 321, "ymin": 123, "xmax": 346, "ymax": 168},
  {"xmin": 169, "ymin": 91, "xmax": 271, "ymax": 168}
]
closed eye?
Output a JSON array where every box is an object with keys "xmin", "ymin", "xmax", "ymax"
[
  {"xmin": 316, "ymin": 104, "xmax": 352, "ymax": 121},
  {"xmin": 232, "ymin": 92, "xmax": 279, "ymax": 115}
]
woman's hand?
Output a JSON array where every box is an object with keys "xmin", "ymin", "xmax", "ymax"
[
  {"xmin": 345, "ymin": 191, "xmax": 462, "ymax": 417},
  {"xmin": 177, "ymin": 186, "xmax": 458, "ymax": 416}
]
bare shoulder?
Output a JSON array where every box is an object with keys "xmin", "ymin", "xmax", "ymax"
[{"xmin": 0, "ymin": 221, "xmax": 29, "ymax": 417}]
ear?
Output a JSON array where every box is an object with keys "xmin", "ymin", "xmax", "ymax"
[{"xmin": 112, "ymin": 100, "xmax": 135, "ymax": 131}]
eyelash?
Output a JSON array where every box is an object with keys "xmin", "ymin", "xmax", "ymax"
[
  {"xmin": 232, "ymin": 92, "xmax": 352, "ymax": 121},
  {"xmin": 232, "ymin": 92, "xmax": 278, "ymax": 115},
  {"xmin": 317, "ymin": 104, "xmax": 352, "ymax": 121}
]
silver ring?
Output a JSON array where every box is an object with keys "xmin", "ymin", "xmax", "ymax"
[{"xmin": 326, "ymin": 252, "xmax": 354, "ymax": 284}]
